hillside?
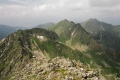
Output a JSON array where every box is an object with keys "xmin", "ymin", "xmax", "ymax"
[
  {"xmin": 0, "ymin": 28, "xmax": 105, "ymax": 80},
  {"xmin": 113, "ymin": 25, "xmax": 120, "ymax": 37},
  {"xmin": 50, "ymin": 19, "xmax": 120, "ymax": 79},
  {"xmin": 81, "ymin": 19, "xmax": 120, "ymax": 62},
  {"xmin": 52, "ymin": 19, "xmax": 99, "ymax": 52},
  {"xmin": 81, "ymin": 18, "xmax": 113, "ymax": 35},
  {"xmin": 0, "ymin": 21, "xmax": 120, "ymax": 80}
]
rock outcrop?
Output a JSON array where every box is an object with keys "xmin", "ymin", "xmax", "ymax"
[{"xmin": 10, "ymin": 57, "xmax": 102, "ymax": 80}]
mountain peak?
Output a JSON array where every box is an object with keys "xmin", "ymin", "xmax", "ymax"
[
  {"xmin": 62, "ymin": 19, "xmax": 69, "ymax": 22},
  {"xmin": 88, "ymin": 18, "xmax": 99, "ymax": 22},
  {"xmin": 59, "ymin": 19, "xmax": 75, "ymax": 24}
]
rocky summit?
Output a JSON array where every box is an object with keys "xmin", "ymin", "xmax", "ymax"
[{"xmin": 10, "ymin": 57, "xmax": 102, "ymax": 80}]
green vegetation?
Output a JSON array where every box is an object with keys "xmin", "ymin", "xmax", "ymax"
[
  {"xmin": 33, "ymin": 35, "xmax": 91, "ymax": 65},
  {"xmin": 0, "ymin": 63, "xmax": 6, "ymax": 72},
  {"xmin": 85, "ymin": 50, "xmax": 120, "ymax": 75},
  {"xmin": 0, "ymin": 20, "xmax": 120, "ymax": 80},
  {"xmin": 81, "ymin": 18, "xmax": 120, "ymax": 62},
  {"xmin": 0, "ymin": 29, "xmax": 33, "ymax": 79},
  {"xmin": 49, "ymin": 19, "xmax": 120, "ymax": 78},
  {"xmin": 33, "ymin": 36, "xmax": 82, "ymax": 60},
  {"xmin": 59, "ymin": 36, "xmax": 67, "ymax": 43},
  {"xmin": 52, "ymin": 20, "xmax": 93, "ymax": 46}
]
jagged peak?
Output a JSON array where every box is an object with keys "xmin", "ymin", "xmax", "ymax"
[
  {"xmin": 58, "ymin": 19, "xmax": 69, "ymax": 23},
  {"xmin": 87, "ymin": 18, "xmax": 99, "ymax": 22},
  {"xmin": 62, "ymin": 19, "xmax": 68, "ymax": 21},
  {"xmin": 58, "ymin": 19, "xmax": 75, "ymax": 24}
]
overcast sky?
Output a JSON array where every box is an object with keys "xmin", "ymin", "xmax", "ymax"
[{"xmin": 0, "ymin": 0, "xmax": 120, "ymax": 27}]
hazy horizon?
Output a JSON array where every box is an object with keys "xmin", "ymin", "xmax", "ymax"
[{"xmin": 0, "ymin": 0, "xmax": 120, "ymax": 27}]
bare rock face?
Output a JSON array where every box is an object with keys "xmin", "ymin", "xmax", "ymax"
[{"xmin": 10, "ymin": 57, "xmax": 102, "ymax": 80}]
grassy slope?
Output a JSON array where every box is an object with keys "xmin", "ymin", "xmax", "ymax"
[
  {"xmin": 51, "ymin": 20, "xmax": 120, "ymax": 78},
  {"xmin": 33, "ymin": 35, "xmax": 120, "ymax": 78},
  {"xmin": 0, "ymin": 27, "xmax": 120, "ymax": 79}
]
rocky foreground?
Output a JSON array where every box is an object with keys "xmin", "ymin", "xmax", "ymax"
[{"xmin": 10, "ymin": 56, "xmax": 105, "ymax": 80}]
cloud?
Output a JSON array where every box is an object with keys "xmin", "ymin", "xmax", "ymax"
[
  {"xmin": 88, "ymin": 0, "xmax": 120, "ymax": 15},
  {"xmin": 0, "ymin": 0, "xmax": 120, "ymax": 26},
  {"xmin": 33, "ymin": 4, "xmax": 57, "ymax": 11},
  {"xmin": 0, "ymin": 0, "xmax": 12, "ymax": 4},
  {"xmin": 62, "ymin": 0, "xmax": 89, "ymax": 10},
  {"xmin": 0, "ymin": 6, "xmax": 3, "ymax": 9},
  {"xmin": 89, "ymin": 0, "xmax": 120, "ymax": 7},
  {"xmin": 34, "ymin": 4, "xmax": 47, "ymax": 11}
]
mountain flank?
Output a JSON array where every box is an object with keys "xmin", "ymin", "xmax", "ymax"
[
  {"xmin": 0, "ymin": 19, "xmax": 120, "ymax": 80},
  {"xmin": 0, "ymin": 27, "xmax": 109, "ymax": 80}
]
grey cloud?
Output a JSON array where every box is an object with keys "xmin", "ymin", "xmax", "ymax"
[
  {"xmin": 0, "ymin": 0, "xmax": 120, "ymax": 26},
  {"xmin": 0, "ymin": 0, "xmax": 40, "ymax": 5},
  {"xmin": 0, "ymin": 0, "xmax": 14, "ymax": 4},
  {"xmin": 89, "ymin": 0, "xmax": 120, "ymax": 7}
]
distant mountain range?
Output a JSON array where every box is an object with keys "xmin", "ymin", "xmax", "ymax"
[
  {"xmin": 35, "ymin": 22, "xmax": 55, "ymax": 29},
  {"xmin": 0, "ymin": 25, "xmax": 17, "ymax": 40},
  {"xmin": 0, "ymin": 25, "xmax": 31, "ymax": 40},
  {"xmin": 0, "ymin": 23, "xmax": 54, "ymax": 40},
  {"xmin": 0, "ymin": 19, "xmax": 120, "ymax": 80}
]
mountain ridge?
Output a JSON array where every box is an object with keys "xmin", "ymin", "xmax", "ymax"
[
  {"xmin": 0, "ymin": 19, "xmax": 120, "ymax": 79},
  {"xmin": 49, "ymin": 19, "xmax": 120, "ymax": 79}
]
